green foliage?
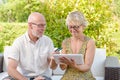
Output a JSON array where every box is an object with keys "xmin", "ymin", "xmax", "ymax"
[
  {"xmin": 113, "ymin": 0, "xmax": 120, "ymax": 47},
  {"xmin": 0, "ymin": 0, "xmax": 119, "ymax": 57},
  {"xmin": 0, "ymin": 23, "xmax": 27, "ymax": 52},
  {"xmin": 0, "ymin": 0, "xmax": 31, "ymax": 22},
  {"xmin": 114, "ymin": 0, "xmax": 120, "ymax": 18}
]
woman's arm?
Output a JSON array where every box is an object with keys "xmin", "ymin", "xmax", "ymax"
[{"xmin": 73, "ymin": 39, "xmax": 95, "ymax": 72}]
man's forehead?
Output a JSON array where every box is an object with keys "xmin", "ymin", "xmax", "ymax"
[{"xmin": 28, "ymin": 12, "xmax": 45, "ymax": 22}]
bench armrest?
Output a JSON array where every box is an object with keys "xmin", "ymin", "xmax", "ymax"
[
  {"xmin": 105, "ymin": 56, "xmax": 120, "ymax": 80},
  {"xmin": 0, "ymin": 54, "xmax": 3, "ymax": 73}
]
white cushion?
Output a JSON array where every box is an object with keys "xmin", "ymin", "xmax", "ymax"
[
  {"xmin": 0, "ymin": 72, "xmax": 8, "ymax": 80},
  {"xmin": 51, "ymin": 76, "xmax": 63, "ymax": 80},
  {"xmin": 95, "ymin": 77, "xmax": 104, "ymax": 80},
  {"xmin": 91, "ymin": 48, "xmax": 106, "ymax": 77},
  {"xmin": 52, "ymin": 65, "xmax": 65, "ymax": 75}
]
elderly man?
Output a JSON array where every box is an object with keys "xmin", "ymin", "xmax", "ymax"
[{"xmin": 3, "ymin": 12, "xmax": 57, "ymax": 80}]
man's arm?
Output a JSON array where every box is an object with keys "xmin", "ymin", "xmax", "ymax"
[{"xmin": 7, "ymin": 58, "xmax": 28, "ymax": 80}]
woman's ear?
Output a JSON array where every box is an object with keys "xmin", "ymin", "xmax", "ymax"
[{"xmin": 81, "ymin": 25, "xmax": 86, "ymax": 32}]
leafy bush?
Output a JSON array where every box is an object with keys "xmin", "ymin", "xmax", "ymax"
[
  {"xmin": 0, "ymin": 23, "xmax": 27, "ymax": 52},
  {"xmin": 0, "ymin": 0, "xmax": 119, "ymax": 57}
]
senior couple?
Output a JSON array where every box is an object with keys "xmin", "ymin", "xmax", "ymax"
[{"xmin": 3, "ymin": 11, "xmax": 95, "ymax": 80}]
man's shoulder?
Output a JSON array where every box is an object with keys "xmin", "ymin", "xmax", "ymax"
[
  {"xmin": 41, "ymin": 35, "xmax": 53, "ymax": 44},
  {"xmin": 16, "ymin": 33, "xmax": 25, "ymax": 39},
  {"xmin": 13, "ymin": 33, "xmax": 26, "ymax": 43},
  {"xmin": 42, "ymin": 35, "xmax": 52, "ymax": 40}
]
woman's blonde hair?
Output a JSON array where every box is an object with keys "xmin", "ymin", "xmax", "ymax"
[{"xmin": 66, "ymin": 11, "xmax": 88, "ymax": 27}]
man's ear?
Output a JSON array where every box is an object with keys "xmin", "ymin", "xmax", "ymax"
[{"xmin": 28, "ymin": 23, "xmax": 33, "ymax": 29}]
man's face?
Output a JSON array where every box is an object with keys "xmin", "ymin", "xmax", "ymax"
[
  {"xmin": 29, "ymin": 17, "xmax": 46, "ymax": 38},
  {"xmin": 31, "ymin": 22, "xmax": 46, "ymax": 38}
]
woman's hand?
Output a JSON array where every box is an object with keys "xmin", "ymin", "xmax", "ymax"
[{"xmin": 59, "ymin": 57, "xmax": 77, "ymax": 68}]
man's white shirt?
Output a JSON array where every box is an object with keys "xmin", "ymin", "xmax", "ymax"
[{"xmin": 8, "ymin": 32, "xmax": 54, "ymax": 77}]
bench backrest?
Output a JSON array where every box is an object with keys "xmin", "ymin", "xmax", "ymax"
[
  {"xmin": 91, "ymin": 48, "xmax": 106, "ymax": 77},
  {"xmin": 0, "ymin": 54, "xmax": 3, "ymax": 72}
]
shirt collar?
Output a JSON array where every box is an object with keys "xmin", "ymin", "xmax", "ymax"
[
  {"xmin": 25, "ymin": 31, "xmax": 31, "ymax": 42},
  {"xmin": 25, "ymin": 31, "xmax": 43, "ymax": 44}
]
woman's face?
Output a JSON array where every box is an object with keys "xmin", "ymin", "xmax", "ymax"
[{"xmin": 67, "ymin": 22, "xmax": 83, "ymax": 37}]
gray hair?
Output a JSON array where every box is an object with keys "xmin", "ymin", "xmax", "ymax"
[{"xmin": 66, "ymin": 11, "xmax": 88, "ymax": 27}]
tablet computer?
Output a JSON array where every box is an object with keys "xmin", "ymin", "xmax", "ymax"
[{"xmin": 53, "ymin": 54, "xmax": 84, "ymax": 64}]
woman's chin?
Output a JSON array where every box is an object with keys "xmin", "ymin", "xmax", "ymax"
[{"xmin": 72, "ymin": 33, "xmax": 78, "ymax": 36}]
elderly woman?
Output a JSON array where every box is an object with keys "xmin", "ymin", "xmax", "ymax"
[{"xmin": 59, "ymin": 11, "xmax": 96, "ymax": 80}]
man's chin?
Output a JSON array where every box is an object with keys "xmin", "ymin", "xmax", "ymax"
[{"xmin": 37, "ymin": 35, "xmax": 43, "ymax": 38}]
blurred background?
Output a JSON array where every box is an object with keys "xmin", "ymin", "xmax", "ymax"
[{"xmin": 0, "ymin": 0, "xmax": 120, "ymax": 58}]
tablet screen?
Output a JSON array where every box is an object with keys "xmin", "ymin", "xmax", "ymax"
[{"xmin": 53, "ymin": 54, "xmax": 84, "ymax": 64}]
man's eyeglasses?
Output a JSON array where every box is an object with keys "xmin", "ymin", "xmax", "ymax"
[{"xmin": 31, "ymin": 22, "xmax": 46, "ymax": 28}]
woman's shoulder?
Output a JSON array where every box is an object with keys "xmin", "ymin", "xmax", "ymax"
[
  {"xmin": 84, "ymin": 36, "xmax": 95, "ymax": 44},
  {"xmin": 62, "ymin": 38, "xmax": 71, "ymax": 46},
  {"xmin": 85, "ymin": 37, "xmax": 95, "ymax": 47},
  {"xmin": 63, "ymin": 37, "xmax": 71, "ymax": 43},
  {"xmin": 84, "ymin": 36, "xmax": 90, "ymax": 40}
]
